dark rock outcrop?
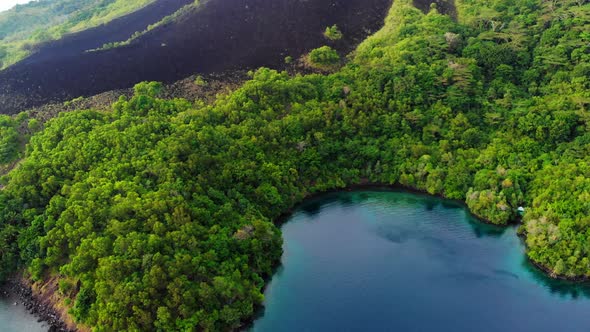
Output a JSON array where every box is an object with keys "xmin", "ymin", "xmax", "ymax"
[{"xmin": 1, "ymin": 279, "xmax": 75, "ymax": 332}]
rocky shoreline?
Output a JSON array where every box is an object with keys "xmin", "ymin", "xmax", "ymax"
[{"xmin": 0, "ymin": 279, "xmax": 74, "ymax": 332}]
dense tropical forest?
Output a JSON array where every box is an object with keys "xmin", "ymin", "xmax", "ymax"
[
  {"xmin": 0, "ymin": 0, "xmax": 588, "ymax": 330},
  {"xmin": 0, "ymin": 0, "xmax": 155, "ymax": 68}
]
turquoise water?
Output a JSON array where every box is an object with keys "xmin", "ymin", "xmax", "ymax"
[
  {"xmin": 0, "ymin": 295, "xmax": 47, "ymax": 332},
  {"xmin": 251, "ymin": 191, "xmax": 590, "ymax": 332}
]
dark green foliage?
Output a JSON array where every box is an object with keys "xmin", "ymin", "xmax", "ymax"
[
  {"xmin": 0, "ymin": 0, "xmax": 587, "ymax": 330},
  {"xmin": 72, "ymin": 286, "xmax": 95, "ymax": 321},
  {"xmin": 0, "ymin": 115, "xmax": 20, "ymax": 164}
]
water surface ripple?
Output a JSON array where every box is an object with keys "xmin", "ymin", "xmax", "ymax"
[{"xmin": 251, "ymin": 191, "xmax": 590, "ymax": 332}]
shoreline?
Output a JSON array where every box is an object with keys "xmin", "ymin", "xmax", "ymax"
[
  {"xmin": 327, "ymin": 183, "xmax": 590, "ymax": 283},
  {"xmin": 528, "ymin": 259, "xmax": 590, "ymax": 283},
  {"xmin": 516, "ymin": 232, "xmax": 590, "ymax": 283},
  {"xmin": 241, "ymin": 182, "xmax": 585, "ymax": 329},
  {"xmin": 268, "ymin": 181, "xmax": 588, "ymax": 290},
  {"xmin": 4, "ymin": 184, "xmax": 589, "ymax": 332},
  {"xmin": 273, "ymin": 181, "xmax": 518, "ymax": 228},
  {"xmin": 1, "ymin": 278, "xmax": 74, "ymax": 332}
]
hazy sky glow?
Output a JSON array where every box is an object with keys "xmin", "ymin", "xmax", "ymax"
[{"xmin": 0, "ymin": 0, "xmax": 35, "ymax": 13}]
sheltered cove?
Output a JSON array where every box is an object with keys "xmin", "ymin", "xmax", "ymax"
[
  {"xmin": 252, "ymin": 190, "xmax": 590, "ymax": 331},
  {"xmin": 271, "ymin": 184, "xmax": 576, "ymax": 281},
  {"xmin": 0, "ymin": 0, "xmax": 587, "ymax": 330}
]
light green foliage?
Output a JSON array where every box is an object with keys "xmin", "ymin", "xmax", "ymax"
[
  {"xmin": 324, "ymin": 24, "xmax": 343, "ymax": 41},
  {"xmin": 307, "ymin": 46, "xmax": 340, "ymax": 69},
  {"xmin": 194, "ymin": 75, "xmax": 207, "ymax": 87},
  {"xmin": 133, "ymin": 81, "xmax": 162, "ymax": 97},
  {"xmin": 0, "ymin": 0, "xmax": 587, "ymax": 330}
]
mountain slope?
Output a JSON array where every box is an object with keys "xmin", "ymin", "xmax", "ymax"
[
  {"xmin": 0, "ymin": 0, "xmax": 588, "ymax": 331},
  {"xmin": 0, "ymin": 0, "xmax": 391, "ymax": 114},
  {"xmin": 0, "ymin": 0, "xmax": 158, "ymax": 69}
]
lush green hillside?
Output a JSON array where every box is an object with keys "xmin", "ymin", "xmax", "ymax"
[
  {"xmin": 0, "ymin": 0, "xmax": 588, "ymax": 330},
  {"xmin": 0, "ymin": 0, "xmax": 155, "ymax": 68}
]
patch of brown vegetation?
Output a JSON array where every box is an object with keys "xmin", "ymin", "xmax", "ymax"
[{"xmin": 25, "ymin": 275, "xmax": 87, "ymax": 332}]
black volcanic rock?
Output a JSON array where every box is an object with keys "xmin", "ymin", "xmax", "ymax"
[{"xmin": 0, "ymin": 0, "xmax": 393, "ymax": 114}]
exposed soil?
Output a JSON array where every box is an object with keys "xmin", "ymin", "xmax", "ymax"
[{"xmin": 0, "ymin": 0, "xmax": 393, "ymax": 114}]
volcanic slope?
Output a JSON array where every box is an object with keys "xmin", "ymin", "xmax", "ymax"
[{"xmin": 0, "ymin": 0, "xmax": 393, "ymax": 114}]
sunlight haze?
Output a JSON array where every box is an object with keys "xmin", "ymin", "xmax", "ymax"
[{"xmin": 0, "ymin": 0, "xmax": 35, "ymax": 13}]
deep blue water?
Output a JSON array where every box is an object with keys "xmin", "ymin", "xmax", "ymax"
[{"xmin": 251, "ymin": 191, "xmax": 590, "ymax": 332}]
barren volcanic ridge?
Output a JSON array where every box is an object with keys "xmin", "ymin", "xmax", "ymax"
[{"xmin": 0, "ymin": 0, "xmax": 396, "ymax": 114}]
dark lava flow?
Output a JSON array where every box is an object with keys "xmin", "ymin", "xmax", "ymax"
[
  {"xmin": 18, "ymin": 0, "xmax": 194, "ymax": 66},
  {"xmin": 0, "ymin": 0, "xmax": 393, "ymax": 114}
]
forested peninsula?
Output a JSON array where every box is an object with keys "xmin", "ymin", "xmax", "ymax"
[{"xmin": 0, "ymin": 0, "xmax": 588, "ymax": 330}]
